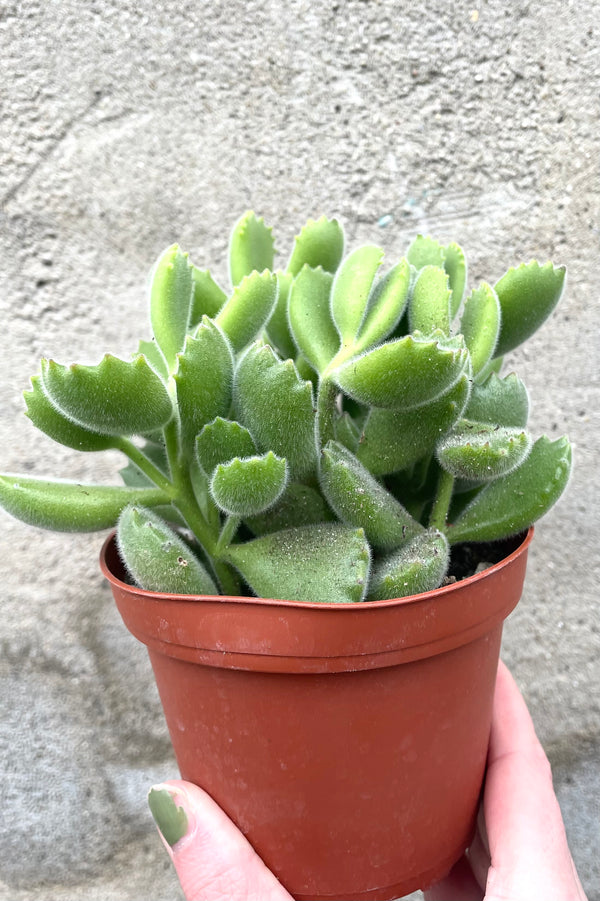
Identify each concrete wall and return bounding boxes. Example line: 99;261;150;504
0;2;598;899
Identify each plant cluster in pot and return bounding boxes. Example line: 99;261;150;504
0;212;571;901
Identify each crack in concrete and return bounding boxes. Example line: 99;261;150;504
0;92;103;210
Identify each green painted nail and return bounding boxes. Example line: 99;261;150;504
148;787;189;847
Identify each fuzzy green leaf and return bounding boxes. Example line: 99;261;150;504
189;267;227;328
265;271;296;360
494;261;566;357
137;339;168;380
331;245;384;344
437;419;532;481
333;411;361;454
0;475;169;532
196;418;257;476
119;441;169;488
460;282;501;375
443;242;467;318
332;332;469;410
357;372;471;475
150;244;193;373
40;354;173;437
409;265;452;335
367;529;449;600
288;266;339;374
245;483;333;535
234;342;317;480
448;436;572;543
465;373;529;428
406;235;445;270
117;505;217;594
320;441;423;550
174;318;233;451
354;258;411;353
224;523;370;603
216;270;279;353
210;452;288;517
229;211;275;286
24;376;118;452
286;216;345;277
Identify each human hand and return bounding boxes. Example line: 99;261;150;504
423;660;587;901
146;661;586;901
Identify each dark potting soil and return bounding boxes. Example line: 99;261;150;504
444;532;525;584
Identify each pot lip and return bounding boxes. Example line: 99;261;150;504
100;526;534;610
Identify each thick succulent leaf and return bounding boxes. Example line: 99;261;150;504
333;411;360;454
406;235;445;270
234;342;317;480
437;419;532;481
494;261;566;357
265;271;296;360
367;529;449;600
174;318;233;451
357;372;470;475
216;270;279;353
286;216;344;277
245;483;333;535
448;436;572;543
332;333;469;410
150;244;193;373
0;475;169;532
137;339;168;380
189;267;227;328
320;441;423;551
210;452;288;517
460;282;501;375
443;242;467;318
331;245;384;344
229;211;275;286
354;258;411;353
196;418;257;476
224;523;370;603
24;376;118;452
465;373;529;428
117;505;217;594
475;355;504;385
40;354;173;436
288;266;339;373
409;265;452;335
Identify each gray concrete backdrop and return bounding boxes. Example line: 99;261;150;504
0;1;598;899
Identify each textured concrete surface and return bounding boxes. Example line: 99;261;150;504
0;1;598;899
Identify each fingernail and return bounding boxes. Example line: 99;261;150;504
148;785;191;847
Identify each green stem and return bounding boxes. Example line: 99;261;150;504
316;377;338;450
215;515;241;555
429;466;455;532
116;438;174;496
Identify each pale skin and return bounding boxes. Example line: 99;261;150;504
150;662;587;901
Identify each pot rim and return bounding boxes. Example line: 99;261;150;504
100;527;534;610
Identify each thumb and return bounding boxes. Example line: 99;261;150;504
147;779;292;901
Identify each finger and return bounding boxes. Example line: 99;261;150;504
483;661;587;901
465;804;491;892
148;780;293;901
423;854;484;901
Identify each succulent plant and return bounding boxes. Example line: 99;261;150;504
0;213;571;603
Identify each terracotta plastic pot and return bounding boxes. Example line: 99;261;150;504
101;528;532;901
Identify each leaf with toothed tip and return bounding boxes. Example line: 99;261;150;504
150;244;194;373
288;266;339;374
331;245;384;344
368;529;449;600
40;354;173;436
224;523;371;604
229;211;275;286
409;265;452;335
210;452;288;517
286;215;345;277
465;373;529;428
196;418;257;477
493;261;566;357
189;267;227;328
117;505;217;594
460;282;501;375
436;419;532;482
216;270;279;353
448;436;572;543
24;376;119;451
353;258;411;354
